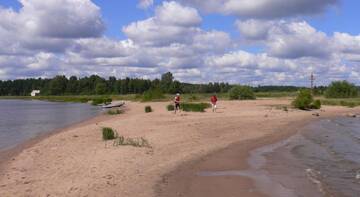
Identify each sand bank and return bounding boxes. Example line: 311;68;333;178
0;99;357;196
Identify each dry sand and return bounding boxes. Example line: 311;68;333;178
0;99;358;197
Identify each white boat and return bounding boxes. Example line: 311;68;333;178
102;101;125;108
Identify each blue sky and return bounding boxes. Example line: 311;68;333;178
0;0;360;85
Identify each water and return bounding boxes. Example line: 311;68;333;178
198;117;360;197
0;99;100;151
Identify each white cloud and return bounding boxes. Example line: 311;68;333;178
137;0;154;9
179;0;338;18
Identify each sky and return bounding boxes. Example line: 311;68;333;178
0;0;360;86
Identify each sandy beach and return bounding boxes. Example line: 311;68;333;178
0;99;358;197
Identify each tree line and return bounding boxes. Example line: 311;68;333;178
1;72;351;97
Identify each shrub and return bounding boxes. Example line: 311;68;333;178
292;89;313;110
311;99;322;109
181;103;211;112
167;104;175;111
145;106;153;113
325;81;358;98
292;89;321;110
102;127;116;140
229;86;256;100
142;88;165;102
106;109;123;115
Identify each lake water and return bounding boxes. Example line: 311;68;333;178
198;117;360;196
0;99;100;151
261;117;360;196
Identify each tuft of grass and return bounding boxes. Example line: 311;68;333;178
145;106;153;113
102;127;116;140
113;136;151;148
180;102;211;112
106;109;123;115
167;104;175;111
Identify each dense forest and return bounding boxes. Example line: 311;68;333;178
0;72;309;96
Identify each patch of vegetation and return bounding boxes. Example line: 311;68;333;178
142;88;165;102
180;102;211;112
102;127;116;140
255;92;297;98
92;97;112;105
292;89;321;110
167;104;175;111
145;106;153;113
325;81;358;98
106;109;123;115
229;86;256;100
321;98;360;108
113;136;151;148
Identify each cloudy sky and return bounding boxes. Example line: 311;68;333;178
0;0;359;86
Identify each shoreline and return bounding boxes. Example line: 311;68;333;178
0;109;112;174
156;117;312;197
0;100;358;196
156;112;358;197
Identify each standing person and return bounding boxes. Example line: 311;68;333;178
174;93;181;114
210;94;218;112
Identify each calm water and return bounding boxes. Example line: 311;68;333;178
263;117;360;197
198;117;360;196
0;100;100;151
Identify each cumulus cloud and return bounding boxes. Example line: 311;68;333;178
179;0;338;18
137;0;154;9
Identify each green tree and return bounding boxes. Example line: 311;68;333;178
292;89;314;110
160;72;174;93
49;75;68;95
95;82;108;95
325;81;358;98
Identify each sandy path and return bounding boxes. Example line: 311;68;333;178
0;100;357;197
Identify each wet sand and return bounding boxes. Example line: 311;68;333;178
0;100;358;197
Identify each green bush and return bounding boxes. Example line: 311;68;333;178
325;81;358;98
292;89;321;110
167;104;175;111
142;88;165;102
102;127;116;140
145;106;152;113
181;103;211;112
311;99;322;109
229;86;256;100
106;109;123;115
292;89;313;110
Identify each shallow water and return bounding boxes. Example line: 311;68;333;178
198;117;360;197
0;99;100;151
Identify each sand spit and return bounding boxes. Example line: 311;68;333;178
0;99;358;197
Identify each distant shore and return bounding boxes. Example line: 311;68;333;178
0;100;358;196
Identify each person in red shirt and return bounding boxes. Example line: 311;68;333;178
174;93;181;114
210;94;218;112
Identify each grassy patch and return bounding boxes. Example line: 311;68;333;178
102;127;116;140
113;136;151;148
106;109;123;115
92;97;112;105
255;91;297;98
181;102;211;112
320;98;360;108
145;106;153;113
142;88;165;102
167;104;175;111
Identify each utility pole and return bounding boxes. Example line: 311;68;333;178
310;72;315;94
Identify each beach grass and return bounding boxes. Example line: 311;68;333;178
113;136;151;148
167;104;175;111
181;102;211;112
106;109;123;115
145;106;153;113
102;127;116;140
